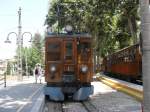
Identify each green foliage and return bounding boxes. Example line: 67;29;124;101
45;0;140;57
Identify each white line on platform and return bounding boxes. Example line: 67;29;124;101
30;94;45;112
16;86;43;112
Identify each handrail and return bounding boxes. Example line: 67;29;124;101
0;73;6;87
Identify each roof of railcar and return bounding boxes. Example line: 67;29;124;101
113;43;139;53
45;33;92;38
106;43;140;58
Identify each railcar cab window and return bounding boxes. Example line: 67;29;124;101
65;42;73;60
47;43;61;61
78;42;90;54
78;42;90;61
77;42;91;62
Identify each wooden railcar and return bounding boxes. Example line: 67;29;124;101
44;33;94;101
102;44;142;81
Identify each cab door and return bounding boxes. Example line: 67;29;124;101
63;38;77;83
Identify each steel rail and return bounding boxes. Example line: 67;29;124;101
81;101;99;112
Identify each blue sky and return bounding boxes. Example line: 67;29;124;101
0;0;49;59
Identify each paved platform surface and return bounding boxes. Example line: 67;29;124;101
0;76;45;112
91;81;142;112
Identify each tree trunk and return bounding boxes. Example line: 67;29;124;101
128;15;138;44
128;16;137;43
93;49;96;74
140;0;150;112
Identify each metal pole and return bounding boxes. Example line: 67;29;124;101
4;60;7;88
140;0;150;112
93;49;96;73
18;7;23;81
4;70;6;88
57;4;60;34
25;49;29;78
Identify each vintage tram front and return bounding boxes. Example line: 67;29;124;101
44;33;94;101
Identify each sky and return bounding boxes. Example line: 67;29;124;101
0;0;49;60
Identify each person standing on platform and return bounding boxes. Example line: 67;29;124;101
39;69;44;84
34;64;41;83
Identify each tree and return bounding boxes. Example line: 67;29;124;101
45;0;140;70
116;0;140;45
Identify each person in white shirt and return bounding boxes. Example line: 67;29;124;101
34;64;41;83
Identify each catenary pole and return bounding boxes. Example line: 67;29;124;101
18;7;23;80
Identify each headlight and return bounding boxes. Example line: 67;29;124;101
50;66;56;73
81;65;88;73
65;25;73;32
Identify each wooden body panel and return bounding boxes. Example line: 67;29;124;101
45;38;63;82
77;38;93;82
45;36;93;84
45;62;62;82
110;63;140;77
77;63;93;82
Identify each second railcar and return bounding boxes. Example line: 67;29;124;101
102;44;142;81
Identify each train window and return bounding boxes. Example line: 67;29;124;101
48;43;60;52
78;42;90;61
65;42;73;60
47;43;61;61
78;42;90;54
129;49;136;62
125;50;129;57
129;54;135;62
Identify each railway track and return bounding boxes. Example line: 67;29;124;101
81;101;99;112
44;100;100;112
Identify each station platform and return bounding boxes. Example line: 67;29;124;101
0;76;45;112
91;81;142;112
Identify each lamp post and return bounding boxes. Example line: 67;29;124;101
25;50;28;78
4;7;32;81
4;32;32;81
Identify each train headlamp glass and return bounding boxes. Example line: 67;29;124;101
65;25;73;32
50;65;56;73
47;26;52;34
81;65;88;73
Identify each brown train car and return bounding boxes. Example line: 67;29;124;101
102;44;142;81
44;33;94;101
